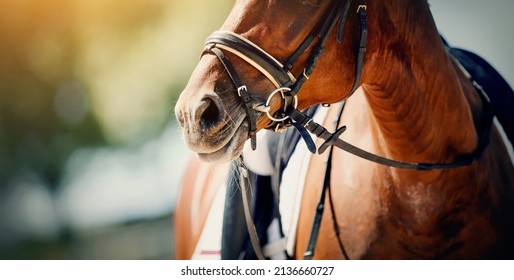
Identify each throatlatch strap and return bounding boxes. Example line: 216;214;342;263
347;2;368;96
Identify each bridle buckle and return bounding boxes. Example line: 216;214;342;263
237;85;248;97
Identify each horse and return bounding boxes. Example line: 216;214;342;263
174;157;230;259
174;0;514;259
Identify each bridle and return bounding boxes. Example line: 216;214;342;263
200;0;494;259
202;0;494;169
203;0;367;151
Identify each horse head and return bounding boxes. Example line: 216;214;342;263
175;0;363;162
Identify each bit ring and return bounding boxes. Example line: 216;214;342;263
265;87;298;122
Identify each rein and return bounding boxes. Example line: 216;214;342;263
200;0;495;259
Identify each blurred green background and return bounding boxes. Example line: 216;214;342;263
0;0;232;259
0;0;512;259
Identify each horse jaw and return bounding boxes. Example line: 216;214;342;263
195;122;248;162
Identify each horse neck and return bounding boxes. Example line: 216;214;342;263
355;1;479;173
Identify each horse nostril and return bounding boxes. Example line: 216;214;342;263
197;97;222;129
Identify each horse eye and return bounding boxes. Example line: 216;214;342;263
214;80;232;94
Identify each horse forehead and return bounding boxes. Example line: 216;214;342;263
275;0;331;6
227;0;330;52
233;0;327;18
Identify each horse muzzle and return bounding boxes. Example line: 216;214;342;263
175;85;249;162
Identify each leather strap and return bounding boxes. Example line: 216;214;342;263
326;162;351;259
347;3;368;97
303;101;346;260
303;171;328;260
237;159;266;260
205;31;296;88
202;0;495;261
203;0;357;132
286;78;494;170
207;47;258;150
287;0;367;119
287;0;352;99
304;142;350;260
